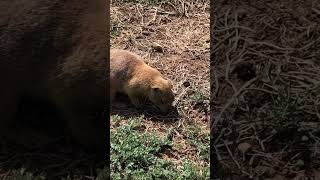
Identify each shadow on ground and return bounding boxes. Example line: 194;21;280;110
111;93;181;124
0;97;105;180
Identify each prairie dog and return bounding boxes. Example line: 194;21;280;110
110;49;174;113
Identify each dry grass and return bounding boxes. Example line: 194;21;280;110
212;1;320;179
111;0;210;173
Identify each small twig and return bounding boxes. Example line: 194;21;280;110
213;77;259;127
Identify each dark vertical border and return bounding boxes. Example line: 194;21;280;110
105;0;111;177
210;0;213;178
210;0;218;179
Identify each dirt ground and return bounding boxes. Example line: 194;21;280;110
111;0;210;174
212;1;320;179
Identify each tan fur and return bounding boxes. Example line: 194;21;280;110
110;49;174;113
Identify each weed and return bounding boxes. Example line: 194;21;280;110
271;88;298;125
111;115;209;179
185;125;210;161
111;26;120;37
191;89;206;105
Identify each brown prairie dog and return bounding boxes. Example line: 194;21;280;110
110;49;174;113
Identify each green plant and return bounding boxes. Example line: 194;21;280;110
111;115;171;178
185;126;210;161
271;88;298;125
110;115;209;179
191;89;206;105
110;22;120;37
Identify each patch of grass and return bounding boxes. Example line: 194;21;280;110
184;125;210;161
111;115;209;179
271;88;298;125
191;89;207;105
110;24;120;38
7;168;45;180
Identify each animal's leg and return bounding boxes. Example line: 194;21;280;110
126;91;144;109
0;83;19;138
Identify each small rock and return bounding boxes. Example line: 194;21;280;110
237;8;248;20
142;31;151;36
271;129;277;134
184;107;189;110
152;43;163;52
301;135;309;141
265;167;276;178
237;142;252;154
203;100;210;104
296;159;304;166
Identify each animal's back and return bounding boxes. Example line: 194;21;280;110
110;49;146;91
110;49;145;74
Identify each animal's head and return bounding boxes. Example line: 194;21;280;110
148;77;175;114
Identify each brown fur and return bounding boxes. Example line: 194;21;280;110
0;0;108;152
110;49;174;113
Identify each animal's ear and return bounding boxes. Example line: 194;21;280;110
152;87;160;92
